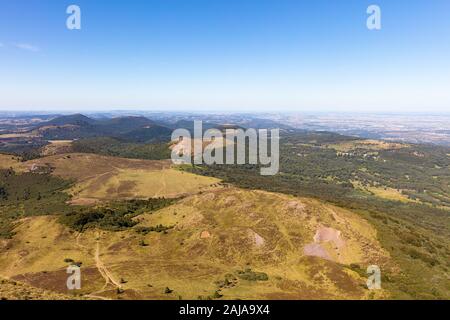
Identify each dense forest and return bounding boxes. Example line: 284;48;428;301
71;137;171;160
0;169;73;238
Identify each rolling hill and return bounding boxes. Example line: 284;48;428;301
33;115;173;142
0;115;449;300
0;187;390;300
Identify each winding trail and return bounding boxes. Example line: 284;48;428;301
75;231;122;300
94;233;122;289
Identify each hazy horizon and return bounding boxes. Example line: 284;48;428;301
1;109;450;118
1;0;450;113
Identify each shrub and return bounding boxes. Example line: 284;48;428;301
236;268;268;281
164;287;173;294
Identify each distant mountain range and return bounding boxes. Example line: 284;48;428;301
30;113;290;143
33;114;173;142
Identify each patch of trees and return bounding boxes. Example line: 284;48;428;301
59;198;178;232
236;268;268;281
0;169;73;238
0;140;46;160
71;137;171;160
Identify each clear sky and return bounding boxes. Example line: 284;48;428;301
0;0;449;113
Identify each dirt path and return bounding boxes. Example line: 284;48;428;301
94;232;122;290
75;232;87;250
75;231;122;299
84;294;111;300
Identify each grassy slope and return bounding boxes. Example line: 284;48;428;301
13;153;220;203
0;168;73;238
1;132;448;300
0;277;83;300
69;168;221;202
0;154;21;169
0;188;390;300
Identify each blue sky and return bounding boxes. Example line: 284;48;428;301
0;0;449;113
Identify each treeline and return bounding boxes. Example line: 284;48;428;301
71;137;171;160
279;133;450;207
0;139;46;161
59;198;178;232
0;169;72;238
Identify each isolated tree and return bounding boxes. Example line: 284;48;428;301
164;287;173;294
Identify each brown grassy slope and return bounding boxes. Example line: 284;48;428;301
40;140;73;156
0;154;21;169
19;153;172;181
15;153;220;203
0;277;82;300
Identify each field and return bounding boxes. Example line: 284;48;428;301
326;140;407;152
40;140;73;156
0;154;21;169
14;153;221;204
19;153;173;181
69;168;221;203
351;181;416;203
